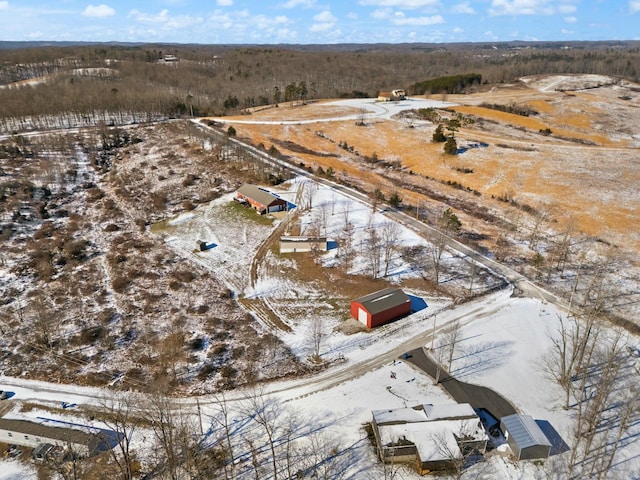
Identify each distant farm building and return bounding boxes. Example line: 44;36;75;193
371;403;488;474
279;236;328;253
235;184;287;214
0;418;113;457
500;414;552;461
378;89;406;101
351;287;411;328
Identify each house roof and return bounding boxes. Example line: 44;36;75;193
372;402;477;425
237;184;285;207
0;418;97;446
376;418;487;463
353;287;410;315
501;414;551;449
372;407;428;426
423;403;477;421
279;236;327;243
373;403;488;463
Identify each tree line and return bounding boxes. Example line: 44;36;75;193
1;42;639;132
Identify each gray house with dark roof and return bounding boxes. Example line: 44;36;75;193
350;287;411;328
500;414;552;461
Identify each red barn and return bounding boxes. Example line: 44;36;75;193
236;184;287;214
351;287;411;329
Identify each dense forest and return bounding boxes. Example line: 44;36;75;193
0;41;639;131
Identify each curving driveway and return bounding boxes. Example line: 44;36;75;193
404;347;517;419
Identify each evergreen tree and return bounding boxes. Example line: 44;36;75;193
444;136;458;155
432;124;447;142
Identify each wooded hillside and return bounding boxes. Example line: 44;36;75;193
0;41;639;131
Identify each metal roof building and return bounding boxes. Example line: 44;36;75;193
350;287;411;329
236;184;287;214
500;414;552;461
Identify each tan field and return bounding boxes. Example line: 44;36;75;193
218;75;640;255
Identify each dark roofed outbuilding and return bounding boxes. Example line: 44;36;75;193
236;184;287;214
351;287;411;328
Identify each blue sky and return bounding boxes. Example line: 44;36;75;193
0;1;638;44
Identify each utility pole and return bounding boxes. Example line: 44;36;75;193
430;314;437;351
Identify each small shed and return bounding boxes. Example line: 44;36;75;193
500;414;552;461
279;236;328;253
351;287;411;329
235;184;287;214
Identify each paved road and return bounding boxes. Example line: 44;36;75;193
404;347;517;420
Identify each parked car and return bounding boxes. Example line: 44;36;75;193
3;444;22;458
31;443;56;462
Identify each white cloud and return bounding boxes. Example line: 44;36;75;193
561;28;574;34
558;4;576;13
347;12;358;19
489;0;555;16
128;8;202;29
83;4;116;17
453;26;463;33
452;2;475;14
310;10;337;32
392;14;444;25
564;16;576;23
0;2;8;10
129;9;170;23
217;0;233;5
371;8;392;19
359;0;440;9
631;0;640;13
313;10;337;22
282;0;316;8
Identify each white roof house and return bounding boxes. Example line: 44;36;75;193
371;403;488;474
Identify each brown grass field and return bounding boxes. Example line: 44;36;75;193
219;75;640;255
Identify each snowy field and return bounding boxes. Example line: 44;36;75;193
2;176;639;478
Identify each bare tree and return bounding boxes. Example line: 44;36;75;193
443;321;462;372
340;200;351;230
99;391;141;480
429;231;447;285
307;317;327;362
210;392;237;480
364;227;382;279
381;221;400;277
242;388;284;480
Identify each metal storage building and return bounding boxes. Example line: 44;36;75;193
500;414;552;461
350;287;411;329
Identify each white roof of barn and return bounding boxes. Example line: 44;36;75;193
501;414;551;449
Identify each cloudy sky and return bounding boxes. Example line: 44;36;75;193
0;1;638;44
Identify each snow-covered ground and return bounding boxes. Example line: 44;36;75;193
2;174;639;478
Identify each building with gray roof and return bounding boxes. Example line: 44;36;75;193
500;414;552;461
